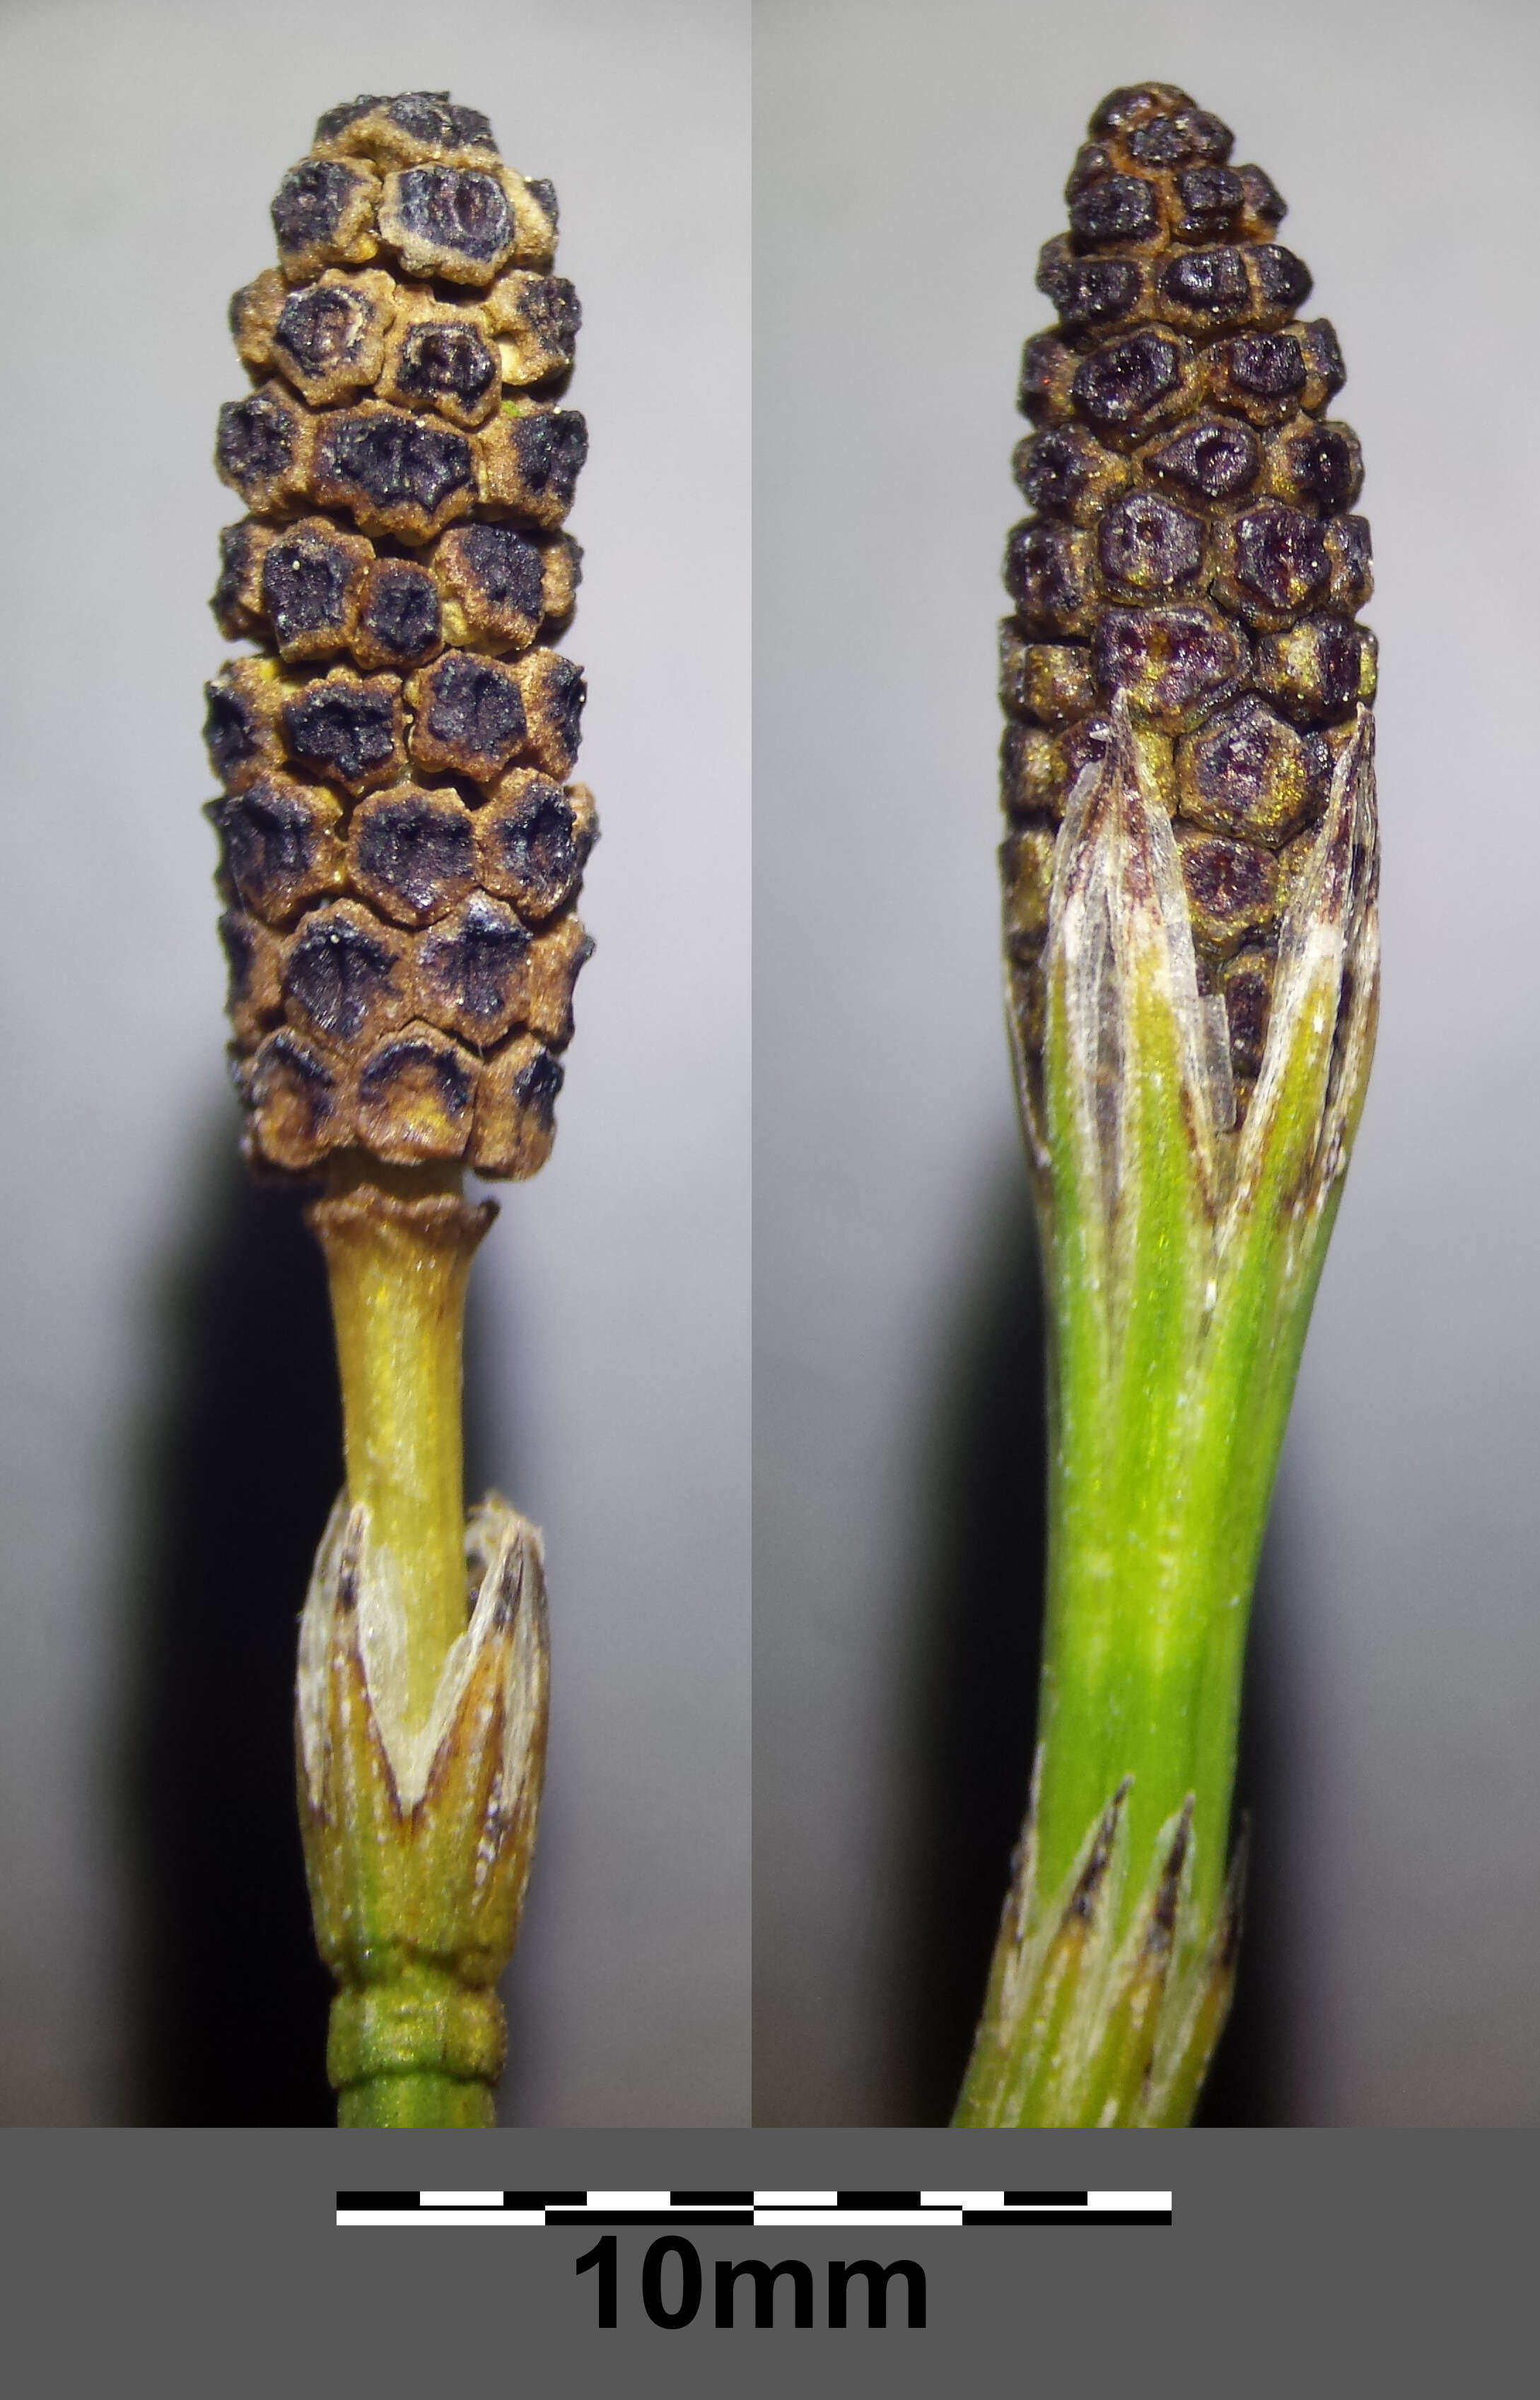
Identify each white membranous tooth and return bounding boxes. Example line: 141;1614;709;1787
298;1491;548;1819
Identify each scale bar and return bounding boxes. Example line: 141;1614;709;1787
337;2187;1170;2230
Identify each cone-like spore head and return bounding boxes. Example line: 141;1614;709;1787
208;96;593;1178
1001;83;1373;1122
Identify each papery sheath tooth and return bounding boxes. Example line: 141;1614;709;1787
1229;706;1378;1235
1034;696;1230;1213
295;1493;551;2107
298;1493;548;1816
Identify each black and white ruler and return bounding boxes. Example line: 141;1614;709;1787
337;2188;1171;2229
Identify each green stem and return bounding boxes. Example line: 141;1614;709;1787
955;704;1377;2126
1030;954;1220;1930
341;2078;495;2130
301;1165;513;2131
310;1163;486;1735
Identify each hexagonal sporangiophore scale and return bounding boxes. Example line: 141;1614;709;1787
207;91;594;1177
1000;81;1374;1113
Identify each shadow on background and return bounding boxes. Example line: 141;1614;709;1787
122;1127;501;2127
896;1167;1297;2127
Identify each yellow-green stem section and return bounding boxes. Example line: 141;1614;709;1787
308;1163;493;1735
304;1163;499;2128
339;2075;494;2129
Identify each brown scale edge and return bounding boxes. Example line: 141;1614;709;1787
999;81;1374;1119
206;91;595;1182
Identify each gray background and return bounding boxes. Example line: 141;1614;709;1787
755;0;1540;2125
0;0;749;2124
0;2128;1529;2393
